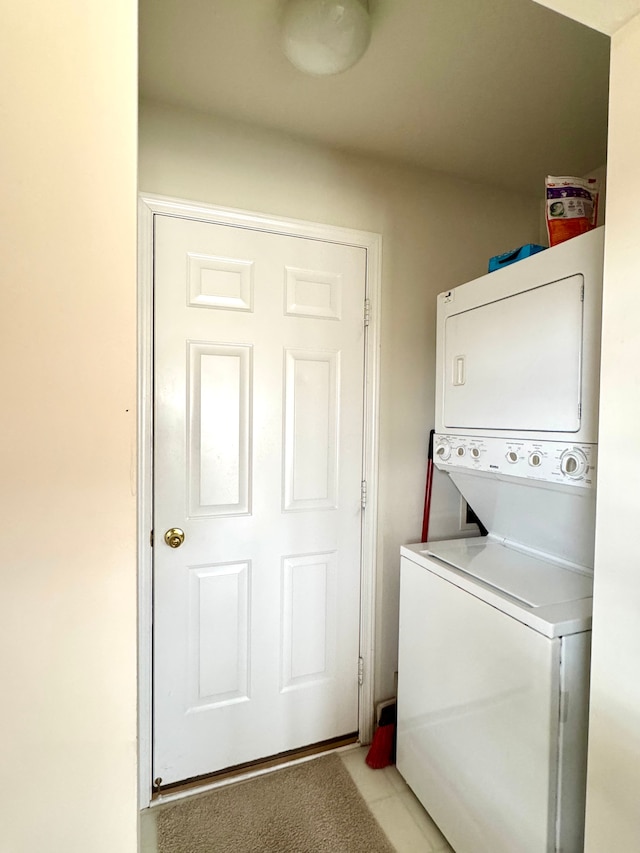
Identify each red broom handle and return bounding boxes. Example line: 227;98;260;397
421;429;436;542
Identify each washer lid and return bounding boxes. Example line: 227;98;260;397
424;538;592;608
446;468;597;572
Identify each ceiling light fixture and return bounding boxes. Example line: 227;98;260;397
281;0;371;77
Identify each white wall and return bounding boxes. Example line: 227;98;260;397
585;12;640;851
1;3;138;851
139;100;541;703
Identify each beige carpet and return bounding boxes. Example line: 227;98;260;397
156;753;395;853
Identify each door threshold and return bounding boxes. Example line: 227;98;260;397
151;733;359;802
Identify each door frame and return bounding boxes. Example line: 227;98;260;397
138;193;382;806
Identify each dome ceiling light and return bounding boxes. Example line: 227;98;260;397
281;0;372;77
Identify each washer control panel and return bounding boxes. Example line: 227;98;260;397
433;434;596;488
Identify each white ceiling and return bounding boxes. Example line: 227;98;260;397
531;0;640;35
139;0;611;195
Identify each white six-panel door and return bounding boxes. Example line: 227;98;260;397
153;213;367;785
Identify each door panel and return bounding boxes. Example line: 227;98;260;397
281;551;338;690
153;214;366;785
188;561;250;709
189;342;251;516
283;348;339;510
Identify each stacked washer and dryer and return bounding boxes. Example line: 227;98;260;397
396;228;604;853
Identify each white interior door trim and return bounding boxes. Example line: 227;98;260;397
137;193;382;807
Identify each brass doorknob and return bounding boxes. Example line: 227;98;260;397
164;528;185;548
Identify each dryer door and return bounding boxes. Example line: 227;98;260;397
443;274;584;433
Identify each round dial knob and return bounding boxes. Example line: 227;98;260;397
470;447;481;459
560;449;588;479
529;452;542;467
455;446;466;457
435;441;451;461
506;450;518;464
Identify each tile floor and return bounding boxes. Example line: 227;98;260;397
339;747;455;853
140;746;455;853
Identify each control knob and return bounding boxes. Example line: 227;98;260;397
560;448;588;479
434;440;451;461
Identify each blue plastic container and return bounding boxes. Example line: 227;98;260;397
488;244;546;272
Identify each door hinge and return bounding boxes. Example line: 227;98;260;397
361;480;367;509
358;656;364;687
150;529;154;547
578;402;582;420
580;284;585;302
364;298;371;327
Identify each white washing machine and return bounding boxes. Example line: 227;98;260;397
398;523;592;853
397;228;604;853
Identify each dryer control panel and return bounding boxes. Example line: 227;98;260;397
433;434;596;488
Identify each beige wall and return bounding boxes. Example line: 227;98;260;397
139;100;541;702
585;12;640;851
1;2;138;851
